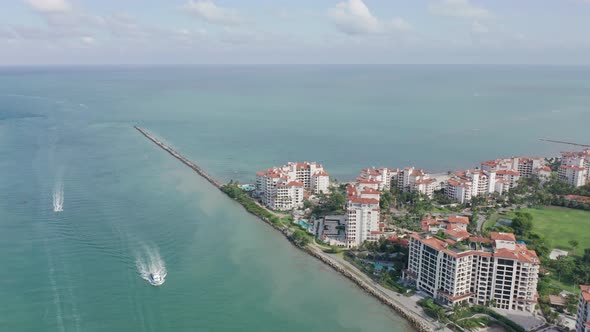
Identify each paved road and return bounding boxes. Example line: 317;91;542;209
309;244;451;331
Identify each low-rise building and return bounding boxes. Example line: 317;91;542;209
575;285;590;332
406;231;539;312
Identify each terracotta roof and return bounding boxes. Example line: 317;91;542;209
582;285;590;302
494;244;539;264
536;166;552;172
361;168;381;176
561;165;585;171
414;178;436;185
490;232;516;242
444;227;471;240
448;179;470;187
370;230;382;235
314;171;329;177
285;181;304;187
361;188;380;195
421;218;438;231
348;197;379;205
448;215;470;225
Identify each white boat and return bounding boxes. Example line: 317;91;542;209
148;272;165;286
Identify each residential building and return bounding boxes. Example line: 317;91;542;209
480;157;546;178
406;231;539;312
421;215;470;233
398;167;437;198
533;166;552;183
559;164;588;187
358;167;399;190
496;170;521;189
344;184;380;248
445;169;497;203
255;161;329;211
575;285;590;332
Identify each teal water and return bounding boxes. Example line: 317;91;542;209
1;65;589;331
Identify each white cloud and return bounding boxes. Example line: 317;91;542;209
329;0;410;35
429;0;492;20
26;0;71;13
183;0;243;26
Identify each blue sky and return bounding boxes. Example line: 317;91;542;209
1;0;589;65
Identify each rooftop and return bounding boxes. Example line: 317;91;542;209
490;232;516;242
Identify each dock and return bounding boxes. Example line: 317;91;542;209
134;126;222;188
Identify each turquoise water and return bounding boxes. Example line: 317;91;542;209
298;220;309;228
1;65;589;331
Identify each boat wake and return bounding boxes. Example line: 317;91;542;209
136;246;167;286
53;182;64;213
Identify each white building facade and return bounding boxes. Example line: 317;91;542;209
344;184;381;248
397;167;437;198
406;231;540;312
576;285;590;332
255;161;329;211
358;167;399;190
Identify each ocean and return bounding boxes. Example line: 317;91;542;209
0;65;589;331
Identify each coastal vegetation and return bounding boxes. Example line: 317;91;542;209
221;183;315;247
415;300;526;332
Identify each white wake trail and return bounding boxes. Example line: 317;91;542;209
53;182;64;212
136;246;167;285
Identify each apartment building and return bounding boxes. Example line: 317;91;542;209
559;150;590;187
445;170;497;204
255;161;329;210
406;231;539;312
358;167;399;190
480;157;546;178
398;167;437;198
344;184;380;248
575;285;590;332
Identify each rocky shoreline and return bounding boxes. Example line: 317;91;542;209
135;126;434;332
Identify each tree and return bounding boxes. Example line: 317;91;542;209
569;240;579;255
511;212;533;236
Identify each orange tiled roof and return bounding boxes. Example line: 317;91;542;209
448;215;470;225
490;232;516;242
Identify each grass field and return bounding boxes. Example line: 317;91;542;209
485;206;590;251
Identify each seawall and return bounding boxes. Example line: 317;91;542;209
134;126;433;332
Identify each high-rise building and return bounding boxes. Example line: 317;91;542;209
255;161;329;210
575;285;590;332
406;231;539;312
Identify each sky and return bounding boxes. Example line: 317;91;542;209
1;0;590;65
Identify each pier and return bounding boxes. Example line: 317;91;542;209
134;126;222;188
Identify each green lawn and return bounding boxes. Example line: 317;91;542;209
486;207;590;250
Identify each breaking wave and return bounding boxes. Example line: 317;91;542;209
135;246;167;285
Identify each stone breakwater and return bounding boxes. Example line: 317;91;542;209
134;126;222;188
135;126;433;332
